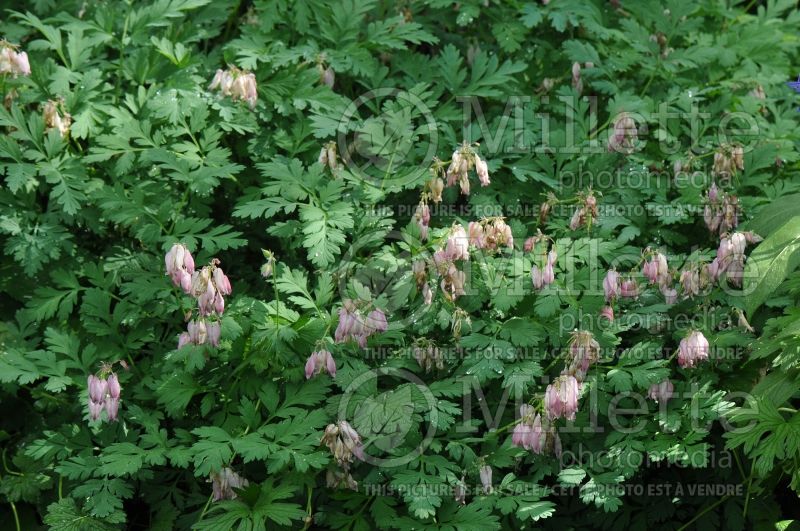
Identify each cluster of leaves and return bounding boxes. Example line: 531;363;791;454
1;0;800;529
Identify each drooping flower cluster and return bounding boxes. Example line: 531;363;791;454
569;192;599;230
428;176;445;203
432;225;470;301
648;379;674;404
712;144;744;180
607;112;638;153
305;349;336;379
564;330;601;381
412;260;434;305
260;249;275;279
704;182;739;235
166;244;231;350
531;249;557;290
318;141;338;171
412;340;444;372
326;469;358;491
0;42;30;77
467;217;514;252
87;371;121;423
444;143;490;195
43;99;72;138
709;231;761;287
165;243;195;293
677;330;710;368
209;66;257;108
178;319;222;348
334;300;388;347
193;261;232;317
604;268;641;302
679;267;701;299
414;202;431;240
322;421;364;490
511;405;562;456
544;374;581;421
210;467;249;501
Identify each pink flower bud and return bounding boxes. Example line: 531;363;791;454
214;293;225;315
531;265;543;289
680;269;699;298
569;207;585;230
334;307;353;343
599;306;614;322
542;262;555;285
678;330;710;368
214;268;232;295
730;232;747;257
620;278;639;299
88;375;107;404
661;285;678;304
430;178;444;203
479;465;492;493
178;332;191;349
468;221;485;248
545;375;580;420
324;350;336;376
422;283;433;305
14;51;30;76
188;320;208;345
209;69;225;90
104;397;120;421
529;414;546;454
182;252;194;276
648;379;673;404
306;350;336;379
742;231;762;244
524;237;535;253
106;373;121;400
304;353;317;379
475;156;490;186
366;309;388;333
445;225;470;261
655;253;669;283
179;270;192;293
717;236;733;263
211;468;249;501
322;67;335;88
207;321;221;347
603;270;620;302
642;260;657;283
511;423;526;447
708;182;719;203
88;399;103;421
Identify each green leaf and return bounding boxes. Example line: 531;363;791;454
743;215;800;315
44;499;115;531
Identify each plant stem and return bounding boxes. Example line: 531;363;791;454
10;501;19;531
676;494;730;531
